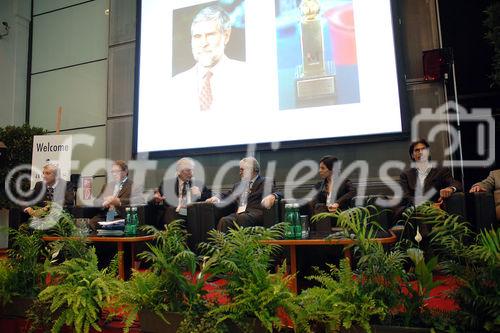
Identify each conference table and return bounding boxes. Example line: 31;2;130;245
260;230;397;293
42;234;155;280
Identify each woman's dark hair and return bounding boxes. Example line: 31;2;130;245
319;155;338;171
408;139;430;161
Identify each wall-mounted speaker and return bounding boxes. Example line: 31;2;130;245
423;47;453;81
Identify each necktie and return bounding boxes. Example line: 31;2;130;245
181;181;187;197
46;186;54;202
199;71;213;111
240;181;253;206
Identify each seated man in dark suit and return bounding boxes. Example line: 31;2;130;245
470;169;500;221
90;160;143;228
151;157;211;226
24;163;74;216
400;139;462;207
206;157;281;232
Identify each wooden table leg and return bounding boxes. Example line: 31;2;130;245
290;245;297;294
130;243;137;270
343;246;352;267
117;242;125;280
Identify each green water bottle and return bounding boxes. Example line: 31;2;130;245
125;207;131;224
293;203;302;239
124;207;132;235
284;204;294;239
130;207;138;235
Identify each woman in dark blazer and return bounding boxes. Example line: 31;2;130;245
310;155;355;214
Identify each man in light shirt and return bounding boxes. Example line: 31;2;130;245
400;139;462;206
171;5;249;113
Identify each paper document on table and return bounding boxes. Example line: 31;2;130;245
97;219;125;226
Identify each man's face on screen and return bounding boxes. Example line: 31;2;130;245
191;19;229;68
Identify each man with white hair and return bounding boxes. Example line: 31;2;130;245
152;157;211;225
171;5;249;112
23;163;74;216
206;157;281;232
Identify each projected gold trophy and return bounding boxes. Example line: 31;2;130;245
296;0;336;106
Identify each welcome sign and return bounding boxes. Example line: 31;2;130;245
31;135;73;188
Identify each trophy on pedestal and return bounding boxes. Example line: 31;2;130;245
296;0;336;107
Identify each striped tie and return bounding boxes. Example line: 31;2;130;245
199;71;213;111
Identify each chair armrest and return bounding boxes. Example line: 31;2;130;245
466;192;496;231
443;192;466;218
263;197;281;228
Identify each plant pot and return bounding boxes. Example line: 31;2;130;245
0;296;34;318
342;325;431;333
371;325;431;333
226;318;268;333
0;208;9;248
139;310;183;333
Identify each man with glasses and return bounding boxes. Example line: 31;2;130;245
206;157;281;232
400;139;462;206
90;160;143;229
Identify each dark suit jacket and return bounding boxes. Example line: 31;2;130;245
28;179;74;208
220;175;281;213
92;178;144;219
309;178;355;211
157;177;212;207
400;166;463;205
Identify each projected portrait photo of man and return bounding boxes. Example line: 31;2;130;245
171;2;249;113
275;0;361;110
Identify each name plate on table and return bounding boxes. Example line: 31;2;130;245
96;230;124;236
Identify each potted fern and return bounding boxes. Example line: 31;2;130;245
428;211;500;332
116;222;294;333
197;224;294;333
0;224;45;318
288;258;386;333
116;220;208;333
303;205;449;332
36;248;120;333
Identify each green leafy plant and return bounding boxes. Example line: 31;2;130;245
116;220;206;332
0;124;47;209
0;225;45;305
38;206;91;263
199;223;293;332
289;259;386;333
312;205;385;257
37;248;120;333
310;204;449;329
431;223;500;332
403;248;442;326
355;242;408;321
